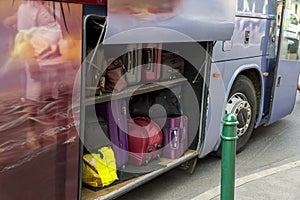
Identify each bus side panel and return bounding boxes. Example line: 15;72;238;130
212;16;268;62
201;58;263;157
0;1;82;199
200;13;268;156
201;63;226;157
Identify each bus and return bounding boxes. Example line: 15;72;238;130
0;0;299;199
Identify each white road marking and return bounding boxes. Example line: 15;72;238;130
191;160;300;200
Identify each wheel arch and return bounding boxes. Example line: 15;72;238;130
211;64;265;154
202;63;266;157
225;65;264;128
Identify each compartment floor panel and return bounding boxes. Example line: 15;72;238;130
81;149;197;199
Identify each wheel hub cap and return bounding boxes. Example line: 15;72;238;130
226;93;252;137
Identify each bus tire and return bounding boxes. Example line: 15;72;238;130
215;75;257;156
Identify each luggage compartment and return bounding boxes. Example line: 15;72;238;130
82;14;211;200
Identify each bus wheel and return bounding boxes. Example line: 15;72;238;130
216;75;257;156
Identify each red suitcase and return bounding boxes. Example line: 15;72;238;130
154;115;188;159
142;43;162;83
127;117;163;165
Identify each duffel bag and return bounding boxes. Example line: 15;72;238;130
82;146;118;188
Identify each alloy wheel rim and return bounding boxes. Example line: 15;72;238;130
226;92;252;137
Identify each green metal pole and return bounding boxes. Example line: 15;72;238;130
220;113;238;200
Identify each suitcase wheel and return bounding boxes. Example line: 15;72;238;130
156;153;161;159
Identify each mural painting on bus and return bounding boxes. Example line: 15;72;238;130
109;0;183;19
0;1;82;199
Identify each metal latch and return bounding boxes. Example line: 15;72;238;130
244;30;250;44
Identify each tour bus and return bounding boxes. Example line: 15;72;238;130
0;0;299;199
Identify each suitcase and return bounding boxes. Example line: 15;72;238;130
102;57;128;92
149;86;183;118
127;117;163;165
154;115;188;159
129;86;183;118
160;52;185;81
142;43;162;83
124;44;142;85
85;107;110;152
96;99;128;168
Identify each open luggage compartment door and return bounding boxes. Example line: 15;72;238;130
104;0;235;44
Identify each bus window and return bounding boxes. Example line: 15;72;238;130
278;0;300;60
237;0;268;14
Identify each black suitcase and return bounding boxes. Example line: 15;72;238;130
85;107;110;151
160;51;185;81
129;86;183;118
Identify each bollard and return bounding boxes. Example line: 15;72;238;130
220;113;238;200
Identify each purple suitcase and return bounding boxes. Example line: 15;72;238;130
96;99;128;168
155;115;188;159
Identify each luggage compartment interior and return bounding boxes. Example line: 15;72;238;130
81;15;211;200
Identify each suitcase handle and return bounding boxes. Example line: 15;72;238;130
152;48;156;72
170;128;179;149
127;52;132;72
134;49;138;69
146;49;152;71
132;117;151;126
121;104;126;115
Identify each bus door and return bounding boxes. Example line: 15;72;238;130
267;0;300;125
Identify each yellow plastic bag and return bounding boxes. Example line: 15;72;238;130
82;147;118;187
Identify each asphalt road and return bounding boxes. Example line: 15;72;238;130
119;93;300;200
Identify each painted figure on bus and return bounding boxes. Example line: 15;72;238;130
0;0;80;151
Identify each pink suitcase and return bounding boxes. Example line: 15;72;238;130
127;117;163;165
96;99;129;168
142;43;162;82
124;44;143;85
155;115;188;159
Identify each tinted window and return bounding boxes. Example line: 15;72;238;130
237;0;268;14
